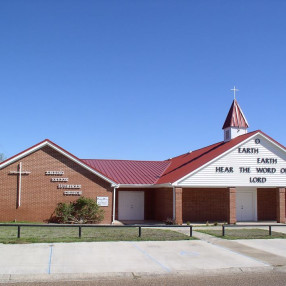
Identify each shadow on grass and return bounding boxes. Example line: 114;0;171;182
0;227;196;244
196;228;286;240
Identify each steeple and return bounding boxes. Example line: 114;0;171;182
222;99;249;142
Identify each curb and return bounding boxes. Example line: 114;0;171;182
0;266;276;283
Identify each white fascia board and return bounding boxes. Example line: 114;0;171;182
173;131;284;185
0;141;117;186
45;142;117;185
258;132;286;153
118;183;172;189
239;107;249;127
173;184;229;188
0;142;47;169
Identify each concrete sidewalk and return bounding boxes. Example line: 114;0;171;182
0;239;274;283
166;226;286;266
1;227;286;283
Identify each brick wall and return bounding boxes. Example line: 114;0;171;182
257;188;276;220
153;188;173;221
182;188;229;222
276;188;286;223
0;146;113;223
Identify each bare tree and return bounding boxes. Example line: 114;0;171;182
0;153;5;162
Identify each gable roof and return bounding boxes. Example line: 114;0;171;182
83;130;264;185
1;130;285;187
222;99;249;129
156;130;262;184
0;139;117;185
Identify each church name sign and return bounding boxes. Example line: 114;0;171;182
215;144;286;183
63;191;82;196
45;171;64;175
45;170;83;195
51;177;68;182
58;184;81;189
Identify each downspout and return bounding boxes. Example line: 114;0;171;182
112;185;119;224
172;185;176;221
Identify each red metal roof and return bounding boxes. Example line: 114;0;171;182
222;99;249;129
82;159;170;185
83;131;262;185
2;130;285;186
156;130;260;184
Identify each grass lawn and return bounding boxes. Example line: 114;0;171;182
0;226;194;244
196;228;286;239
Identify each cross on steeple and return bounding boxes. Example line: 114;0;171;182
9;162;31;208
231;86;239;100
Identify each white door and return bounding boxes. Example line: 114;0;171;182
236;190;257;221
118;191;144;220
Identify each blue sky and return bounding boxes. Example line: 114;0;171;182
1;0;286;160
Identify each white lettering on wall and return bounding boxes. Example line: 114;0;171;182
45;171;64;175
179;136;286;187
51;178;69;182
63;191;82;196
58;184;81;189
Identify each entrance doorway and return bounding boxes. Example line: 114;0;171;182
236;188;257;221
118;191;144;220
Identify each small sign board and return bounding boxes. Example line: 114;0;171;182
63;191;82;196
97;196;109;207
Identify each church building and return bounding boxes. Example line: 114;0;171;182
0;98;285;224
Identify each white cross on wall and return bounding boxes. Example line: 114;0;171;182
9;162;31;208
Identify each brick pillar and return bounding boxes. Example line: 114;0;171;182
174;188;183;225
276;188;286;223
227;187;236;224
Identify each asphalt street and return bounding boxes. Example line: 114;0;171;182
2;272;286;286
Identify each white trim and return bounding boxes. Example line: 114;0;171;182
45;142;116;185
117;183;172;188
172;186;175;220
174;132;286;185
112;186;118;224
238;105;249;127
0;141;117;185
18;162;22;207
0;142;47;169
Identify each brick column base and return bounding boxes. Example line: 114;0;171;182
175;188;183;225
227;187;236;224
276;188;286;223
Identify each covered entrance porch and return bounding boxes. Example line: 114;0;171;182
179;187;286;224
113;187;286;225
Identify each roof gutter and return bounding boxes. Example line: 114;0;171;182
117;183;172;189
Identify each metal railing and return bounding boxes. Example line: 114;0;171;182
222;224;286;236
0;224;193;239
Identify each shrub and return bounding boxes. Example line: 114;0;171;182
165;217;177;225
53;197;104;224
55;202;74;223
